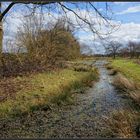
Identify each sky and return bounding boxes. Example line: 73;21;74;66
2;2;140;54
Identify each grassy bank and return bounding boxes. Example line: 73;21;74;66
107;59;140;138
111;59;140;86
109;59;140;105
0;66;98;118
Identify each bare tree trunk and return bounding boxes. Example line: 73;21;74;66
0;3;5;77
0;3;2;55
0;3;3;73
113;53;115;59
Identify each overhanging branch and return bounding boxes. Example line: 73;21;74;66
0;1;56;21
0;2;15;21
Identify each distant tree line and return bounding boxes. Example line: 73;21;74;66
105;41;140;59
119;41;140;59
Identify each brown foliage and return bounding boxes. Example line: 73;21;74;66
0;16;81;77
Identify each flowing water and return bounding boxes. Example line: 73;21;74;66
0;60;133;138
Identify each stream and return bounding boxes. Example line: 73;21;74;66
0;60;135;138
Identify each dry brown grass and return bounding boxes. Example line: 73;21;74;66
113;74;136;91
133;59;140;65
62;60;94;72
73;65;92;72
104;110;139;138
108;69;117;76
0;76;31;102
105;63;118;76
106;65;113;70
113;73;140;106
129;91;140;105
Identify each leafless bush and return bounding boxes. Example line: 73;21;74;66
0;15;81;76
105;41;122;59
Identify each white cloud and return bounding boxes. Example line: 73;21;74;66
3;4;140;54
114;2;130;5
3;5;114;44
117;5;140;15
109;22;140;42
79;21;140;54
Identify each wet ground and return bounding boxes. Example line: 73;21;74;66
0;60;136;138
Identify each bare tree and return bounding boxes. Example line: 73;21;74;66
16;15;81;67
128;41;136;59
0;3;3;74
0;2;116;50
0;1;118;76
136;42;140;59
128;41;140;59
119;47;129;58
105;41;122;59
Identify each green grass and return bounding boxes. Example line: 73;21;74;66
0;68;98;118
111;59;140;85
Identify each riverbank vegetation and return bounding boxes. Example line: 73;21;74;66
0;65;98;119
111;59;140;85
0;15;99;119
105;40;140;106
106;58;140;138
110;59;140;105
1;2;140;138
0;16;81;77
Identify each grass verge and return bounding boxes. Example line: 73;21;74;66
108;58;140;138
110;59;140;105
111;59;140;86
0;67;98;119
